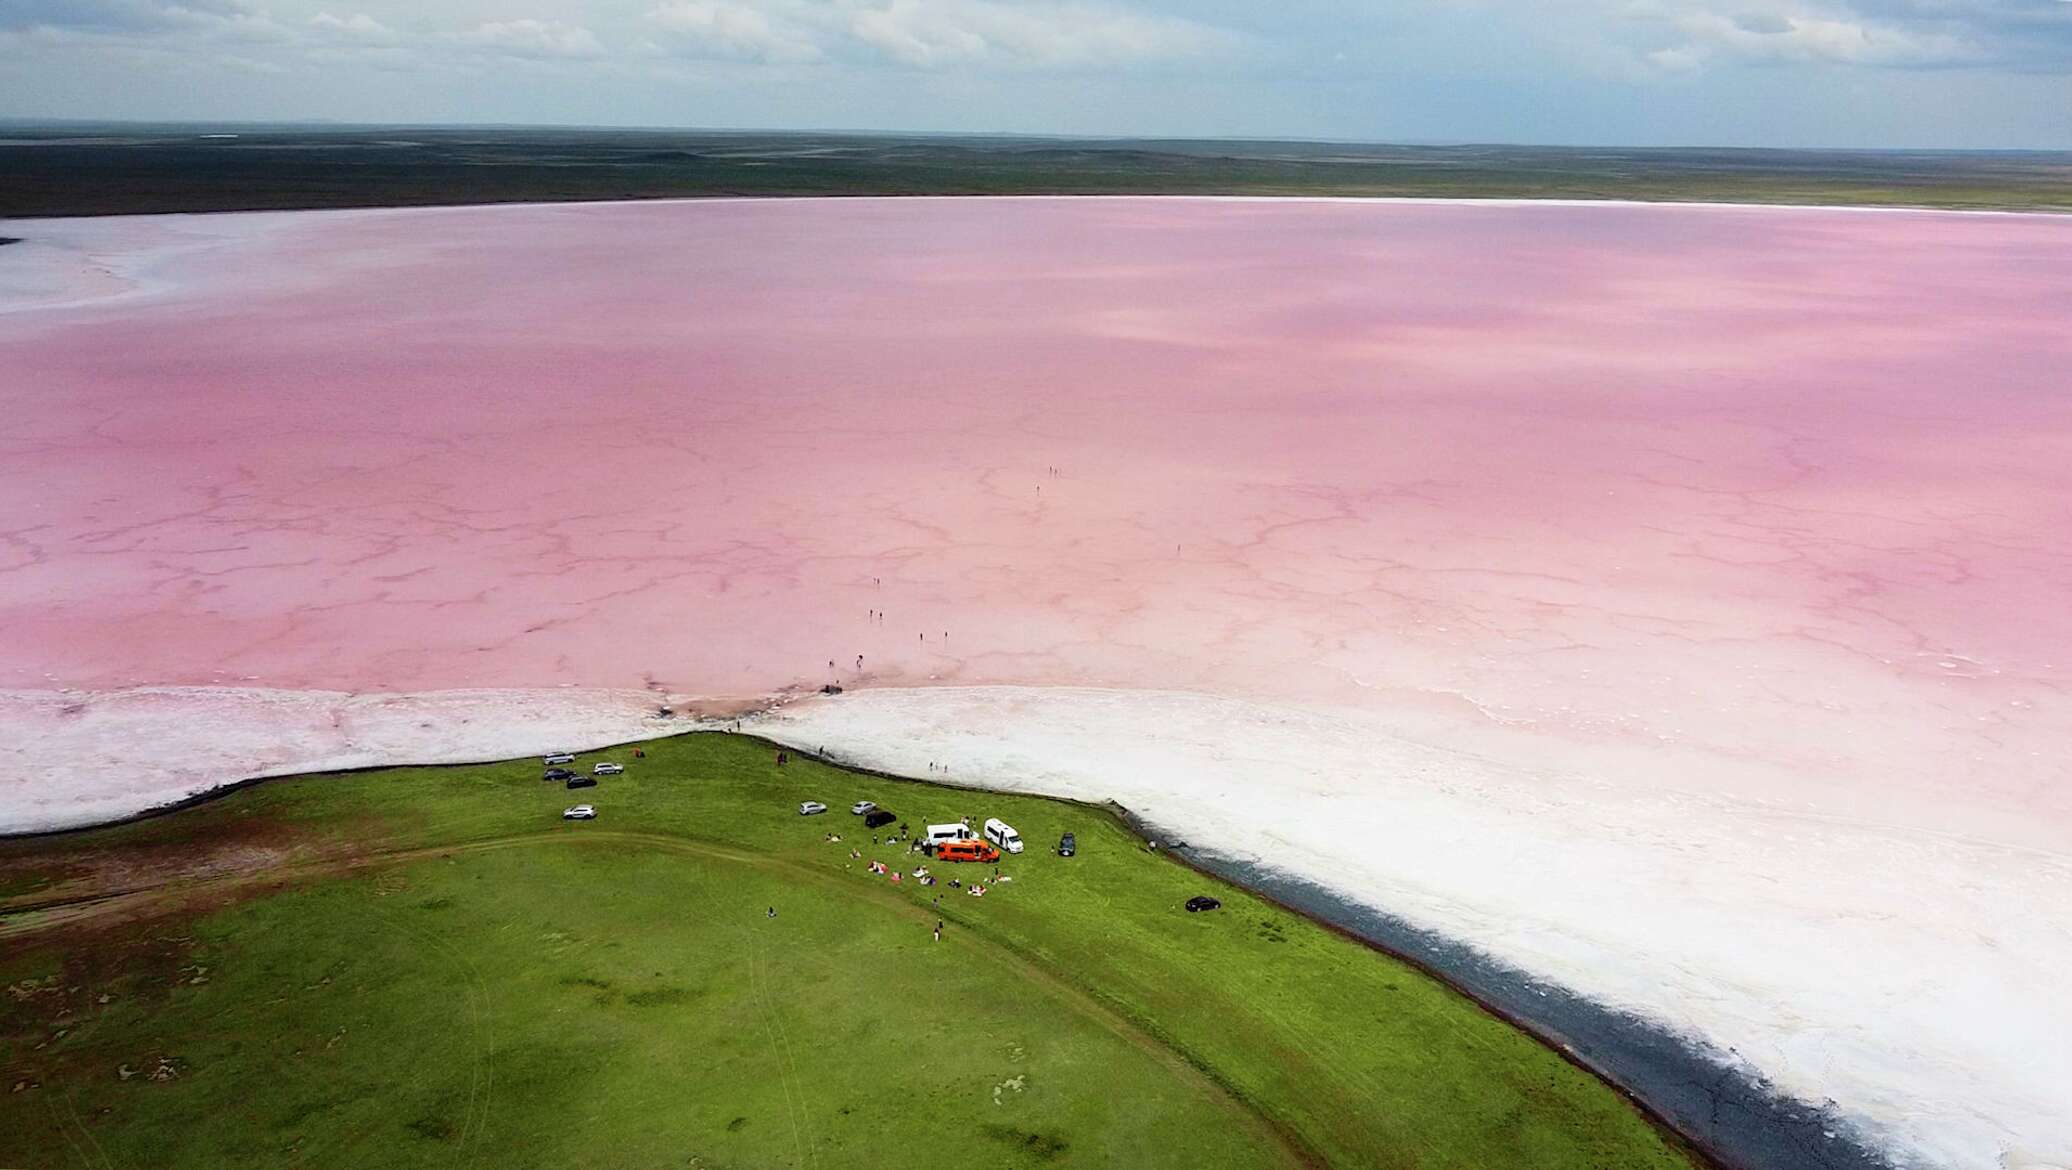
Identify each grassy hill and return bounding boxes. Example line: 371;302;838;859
0;731;1705;1169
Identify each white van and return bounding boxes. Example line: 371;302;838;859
983;818;1024;854
924;823;975;847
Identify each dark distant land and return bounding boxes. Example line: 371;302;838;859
4;122;2071;217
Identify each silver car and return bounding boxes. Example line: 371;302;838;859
799;801;828;816
563;804;597;820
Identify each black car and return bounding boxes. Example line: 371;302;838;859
1184;895;1221;913
543;768;576;782
566;775;597;790
1058;832;1076;857
863;809;896;829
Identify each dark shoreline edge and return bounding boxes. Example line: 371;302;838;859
721;736;1896;1170
9;725;1898;1170
1147;841;1896;1170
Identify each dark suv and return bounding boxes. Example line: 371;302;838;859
543;768;576;782
863;809;896;829
566;775;598;790
1058;833;1076;857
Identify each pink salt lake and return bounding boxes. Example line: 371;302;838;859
3;197;2070;1168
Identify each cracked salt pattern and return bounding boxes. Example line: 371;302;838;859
2;197;2069;1169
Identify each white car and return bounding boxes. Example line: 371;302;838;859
850;800;877;815
543;753;575;766
799;801;828;816
593;762;624;775
563;804;597;820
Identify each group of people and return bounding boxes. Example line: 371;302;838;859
827;825;1018;932
859;858;942;887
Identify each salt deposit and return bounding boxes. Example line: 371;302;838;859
755;685;2072;1170
0;686;691;833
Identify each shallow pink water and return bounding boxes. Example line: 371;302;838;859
7;197;2072;1164
7;198;2072;831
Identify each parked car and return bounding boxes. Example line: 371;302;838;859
563;805;596;820
593;762;624;775
864;809;896;829
1185;895;1221;913
923;822;974;848
983;817;1025;854
935;838;1002;864
566;775;597;790
543;768;576;782
799;801;828;816
1058;832;1076;857
543;753;575;766
850;800;877;815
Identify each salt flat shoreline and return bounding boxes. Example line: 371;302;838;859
754;686;2072;1170
0;192;2062;319
1171;848;1889;1170
0;687;706;835
6;190;2069;232
7;680;2060;1169
0;705;1869;1170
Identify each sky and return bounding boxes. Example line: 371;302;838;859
1;0;2070;148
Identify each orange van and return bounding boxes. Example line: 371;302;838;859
934;838;1001;864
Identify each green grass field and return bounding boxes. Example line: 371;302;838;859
0;733;1705;1169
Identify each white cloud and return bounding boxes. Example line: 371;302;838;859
0;0;246;34
215;51;287;72
644;0;1232;70
309;11;396;43
1464;0;2052;73
1645;43;1706;70
843;0;1232;68
1661;4;1985;66
648;1;824;62
458;18;604;59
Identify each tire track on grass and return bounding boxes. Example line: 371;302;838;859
741;923;812;1170
696;851;815;1170
4;829;1313;1168
43;1092;106;1170
361;894;494;1165
63;1087;116;1170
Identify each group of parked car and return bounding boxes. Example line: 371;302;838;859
794;794;1225;912
546;752;626;820
799;798;1083;861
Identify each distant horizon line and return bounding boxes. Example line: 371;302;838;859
3;116;2069;156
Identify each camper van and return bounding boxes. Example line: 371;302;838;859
982;818;1025;854
935;838;1001;864
923;823;975;850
